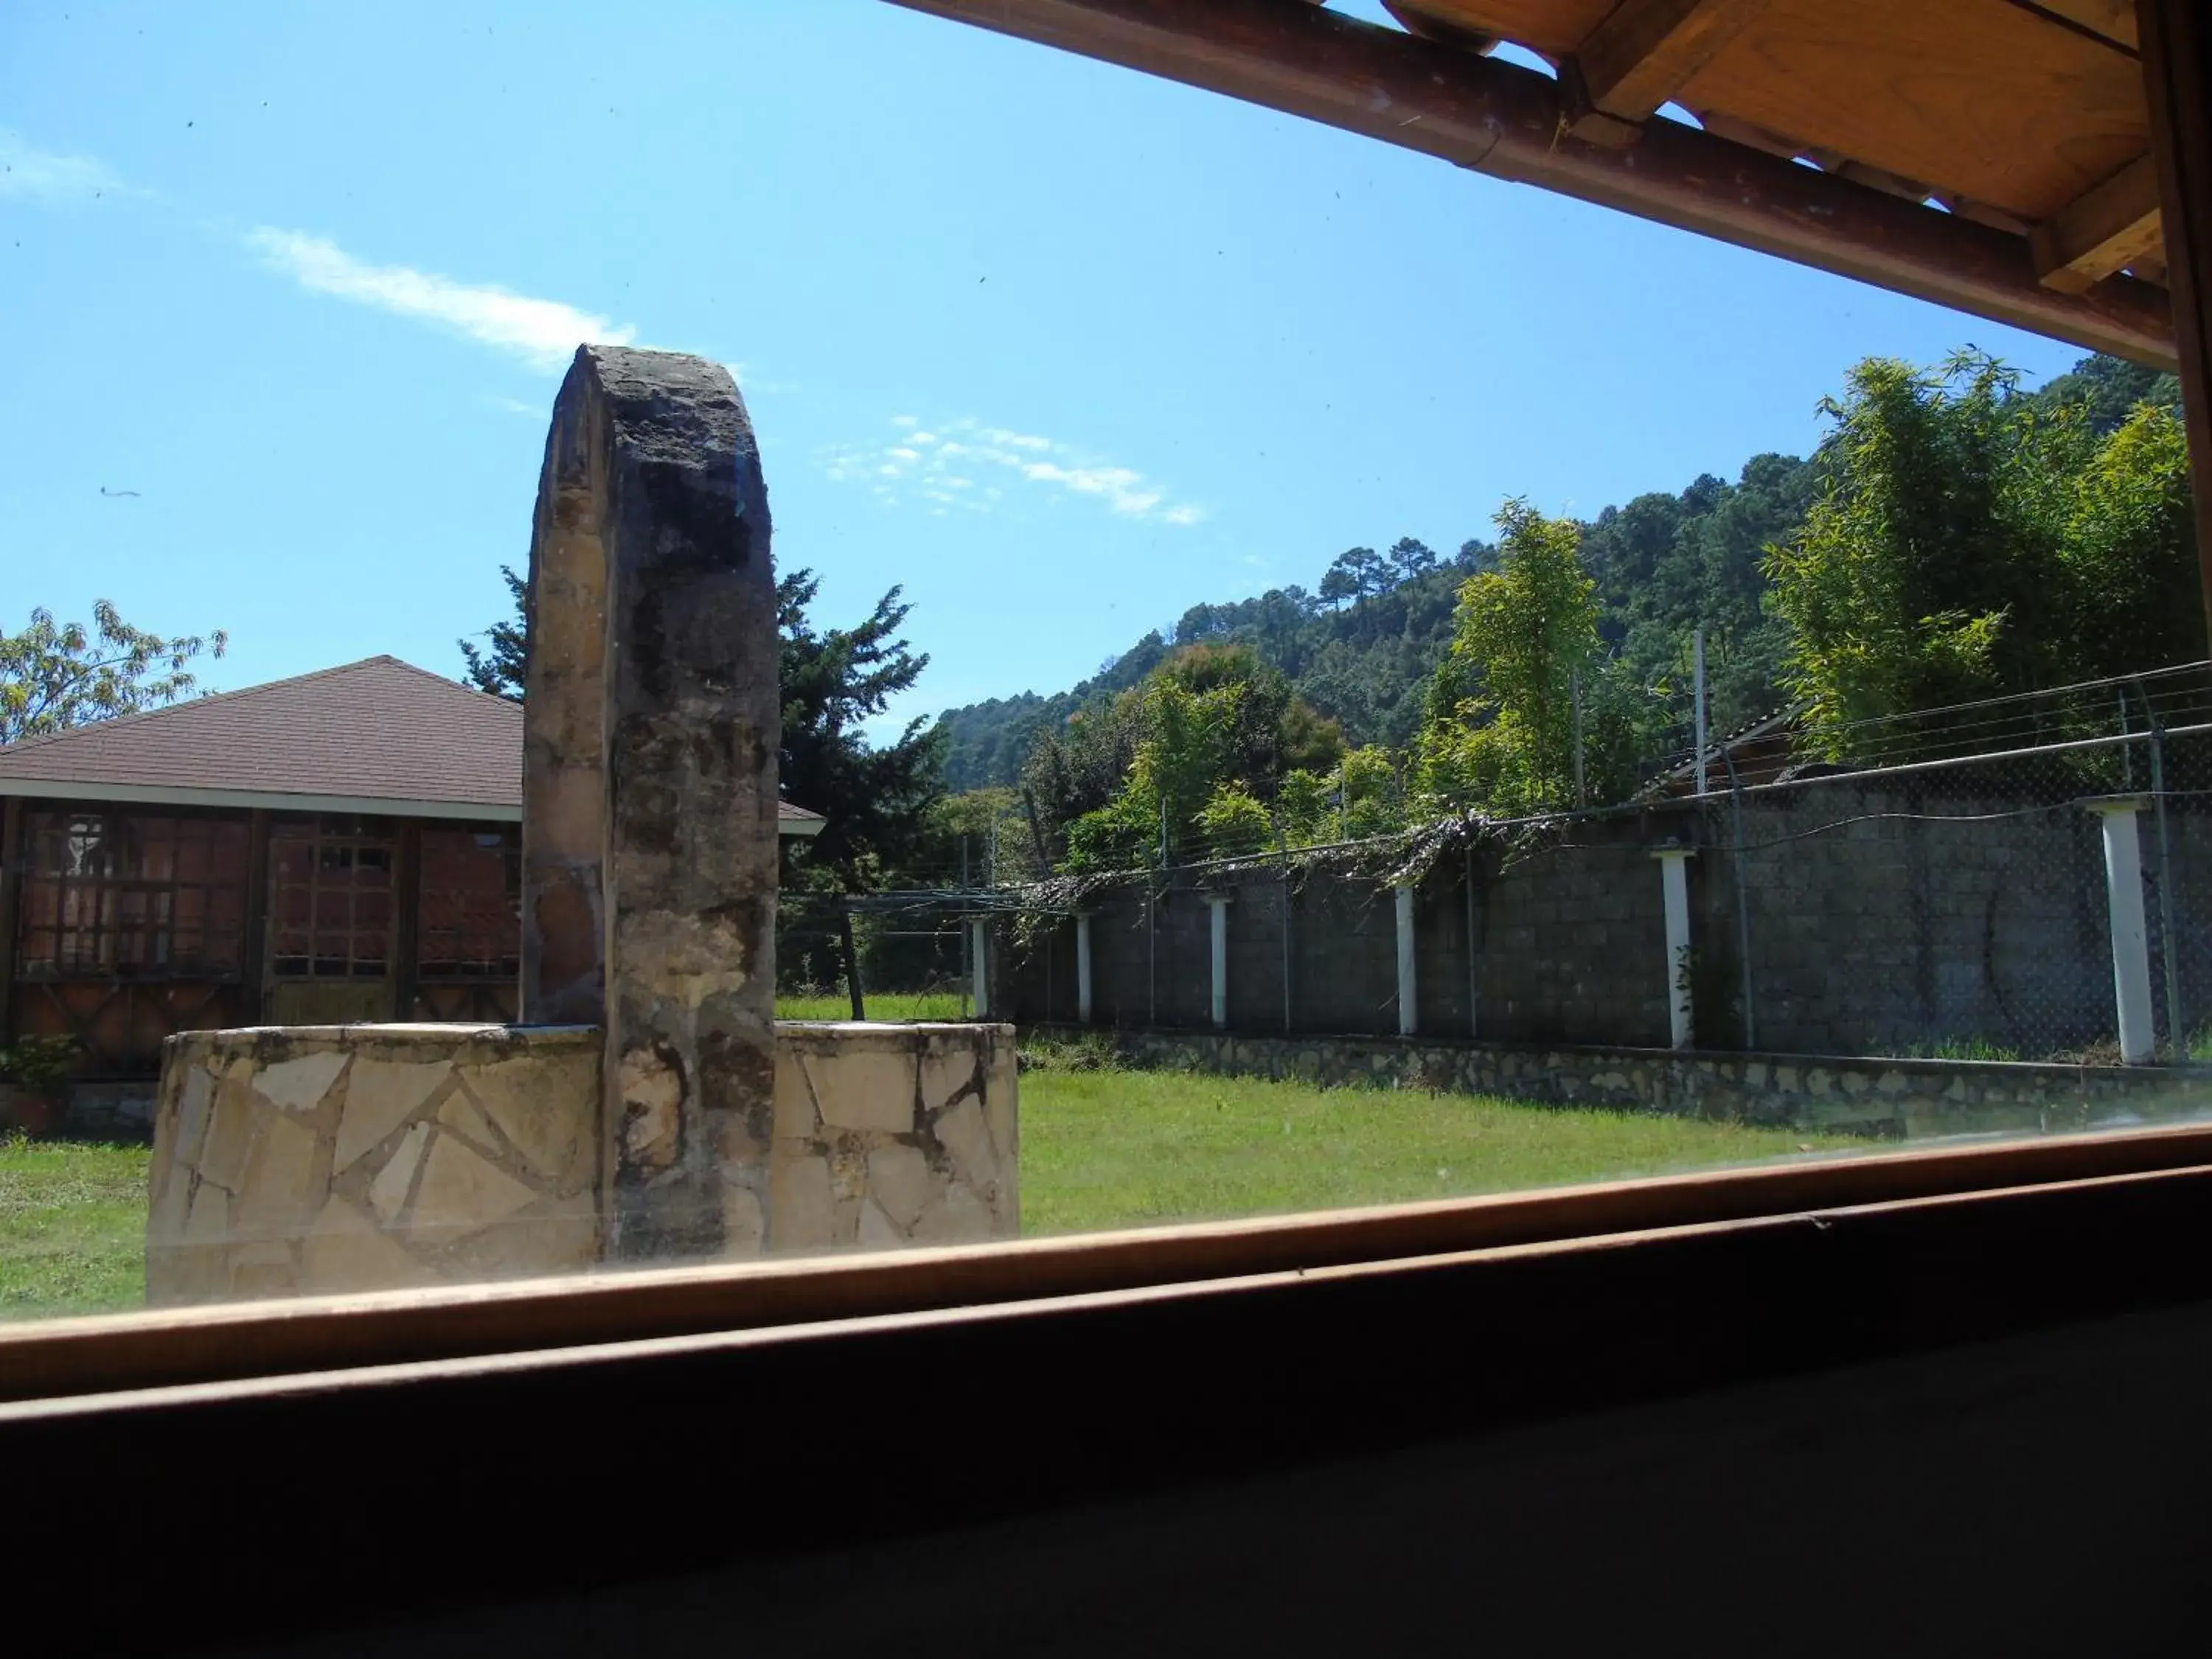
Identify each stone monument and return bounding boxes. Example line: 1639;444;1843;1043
145;348;1016;1303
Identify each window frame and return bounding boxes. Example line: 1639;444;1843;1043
7;1117;2212;1406
13;807;252;982
268;815;398;982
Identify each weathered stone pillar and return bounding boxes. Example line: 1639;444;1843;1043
521;347;779;1259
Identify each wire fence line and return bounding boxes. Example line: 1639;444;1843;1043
783;664;2212;1062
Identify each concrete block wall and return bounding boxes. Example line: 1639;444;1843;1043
1063;1024;2212;1143
1000;762;2209;1062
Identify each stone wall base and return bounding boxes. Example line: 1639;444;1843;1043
148;1020;1017;1305
1043;1026;2212;1141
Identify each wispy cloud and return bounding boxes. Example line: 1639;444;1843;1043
247;229;633;371
728;361;802;397
481;394;543;420
822;416;1207;526
0;132;133;204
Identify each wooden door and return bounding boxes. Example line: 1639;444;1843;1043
265;818;399;1026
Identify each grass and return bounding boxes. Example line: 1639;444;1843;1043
0;1135;152;1319
0;1066;1857;1319
776;990;971;1021
1017;1063;1858;1236
1902;1037;2024;1062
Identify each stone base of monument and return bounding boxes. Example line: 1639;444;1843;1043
146;1022;1018;1305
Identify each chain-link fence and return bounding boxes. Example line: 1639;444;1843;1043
988;664;2212;1065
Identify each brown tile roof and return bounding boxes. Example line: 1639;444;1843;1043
0;655;826;827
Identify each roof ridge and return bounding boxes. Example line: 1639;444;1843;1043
372;653;526;710
0;664;500;765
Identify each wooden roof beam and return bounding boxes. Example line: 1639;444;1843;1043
880;0;2175;369
1380;2;1497;58
2032;154;2166;293
1564;0;1773;147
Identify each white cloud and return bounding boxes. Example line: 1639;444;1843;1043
819;415;1206;526
481;394;543;420
0;133;132;204
247;228;634;371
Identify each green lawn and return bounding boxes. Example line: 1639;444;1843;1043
0;1136;152;1319
776;990;971;1021
0;1068;1854;1319
1018;1067;1857;1235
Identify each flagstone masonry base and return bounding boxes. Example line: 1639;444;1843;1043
147;1020;1017;1304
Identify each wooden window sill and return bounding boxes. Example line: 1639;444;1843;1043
9;1119;2212;1408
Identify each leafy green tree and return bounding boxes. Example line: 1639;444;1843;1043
1415;501;1621;815
1386;536;1439;583
1054;644;1346;870
1339;745;1407;838
1767;350;2202;754
2031;352;2183;437
1318;546;1387;608
1;602;227;745
1275;768;1338;844
1194;782;1274;857
775;569;945;889
2052;404;2200;675
458;567;529;700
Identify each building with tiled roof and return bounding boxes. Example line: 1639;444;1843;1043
0;657;821;1077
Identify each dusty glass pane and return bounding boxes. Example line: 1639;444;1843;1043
2;3;2207;1335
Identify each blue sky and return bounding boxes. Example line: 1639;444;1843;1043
3;1;2086;732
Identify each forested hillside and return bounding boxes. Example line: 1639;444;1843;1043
933;351;2182;793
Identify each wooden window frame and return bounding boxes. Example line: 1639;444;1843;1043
13;807;253;982
412;823;522;984
7;1121;2212;1650
7;1119;2212;1405
268;816;398;982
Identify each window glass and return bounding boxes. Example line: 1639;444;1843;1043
417;828;521;979
271;820;395;980
15;812;248;975
3;4;2206;1343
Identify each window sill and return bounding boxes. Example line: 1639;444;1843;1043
8;1118;2212;1407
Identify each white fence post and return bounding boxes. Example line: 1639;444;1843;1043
1207;894;1232;1029
2088;796;2157;1063
1075;912;1093;1026
970;918;990;1021
1395;883;1418;1037
1652;847;1694;1050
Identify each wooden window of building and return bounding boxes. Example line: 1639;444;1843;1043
416;826;521;978
15;810;250;977
271;818;394;979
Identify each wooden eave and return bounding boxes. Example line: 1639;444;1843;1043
884;0;2177;368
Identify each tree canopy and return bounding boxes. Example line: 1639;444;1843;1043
459;562;945;888
1766;350;2200;755
457;568;528;701
774;568;944;891
933;346;2199;858
1029;643;1348;870
1;602;228;745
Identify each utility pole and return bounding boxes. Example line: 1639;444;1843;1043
1693;627;1709;798
1571;667;1587;808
